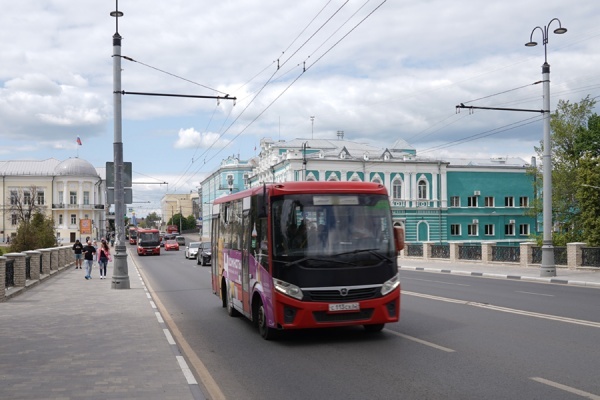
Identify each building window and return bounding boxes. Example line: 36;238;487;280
11;214;18;225
468;224;478;236
519;224;530;235
450;196;460;207
59;214;63;225
485;224;494;236
450;224;461;236
83;191;90;205
417;180;427;200
24;191;31;205
392;180;402;199
71;214;77;225
468;196;478;207
505;224;515;236
58;191;64;204
505;196;514;207
70;191;77;205
10;190;18;205
485;197;494;207
37;191;45;205
519;197;529;207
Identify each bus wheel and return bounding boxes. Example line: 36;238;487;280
256;299;277;340
364;323;385;333
223;282;239;317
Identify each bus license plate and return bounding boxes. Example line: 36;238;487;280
328;302;360;312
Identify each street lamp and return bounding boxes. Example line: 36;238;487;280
525;18;567;277
110;1;130;289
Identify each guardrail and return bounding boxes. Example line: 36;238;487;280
400;241;600;269
1;246;74;302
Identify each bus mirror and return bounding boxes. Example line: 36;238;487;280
393;227;404;252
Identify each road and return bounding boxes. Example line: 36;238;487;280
131;246;600;400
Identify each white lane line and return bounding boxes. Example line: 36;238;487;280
163;328;176;345
385;329;456;353
149;300;157;309
155;311;164;324
530;377;600;400
404;291;600;329
146;292;152;299
404;277;470;286
176;356;199;385
515;291;554;297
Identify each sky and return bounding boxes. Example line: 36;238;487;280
2;1;599;218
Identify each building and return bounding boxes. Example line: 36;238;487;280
247;136;536;244
0;158;108;243
198;155;255;240
160;192;198;232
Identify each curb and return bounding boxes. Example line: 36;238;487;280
399;266;600;288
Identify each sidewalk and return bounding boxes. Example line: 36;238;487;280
399;258;600;288
0;255;206;400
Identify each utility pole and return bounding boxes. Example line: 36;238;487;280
110;1;129;289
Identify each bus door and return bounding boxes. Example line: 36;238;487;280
241;204;251;315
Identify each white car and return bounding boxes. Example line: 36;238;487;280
185;242;201;259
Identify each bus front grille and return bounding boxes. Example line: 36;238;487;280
305;287;379;302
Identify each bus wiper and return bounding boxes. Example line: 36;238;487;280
275;257;354;268
332;248;394;262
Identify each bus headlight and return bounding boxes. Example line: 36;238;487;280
381;273;400;296
273;279;303;300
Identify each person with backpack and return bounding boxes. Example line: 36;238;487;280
97;240;112;279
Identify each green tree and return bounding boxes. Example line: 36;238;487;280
10;212;56;252
576;154;600;246
533;95;599;245
145;212;160;228
186;215;197;231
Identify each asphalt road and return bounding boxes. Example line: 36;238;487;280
132;248;600;400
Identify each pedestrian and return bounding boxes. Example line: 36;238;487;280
97;240;112;279
72;239;84;269
82;240;96;280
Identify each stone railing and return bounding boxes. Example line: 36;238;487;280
1;246;75;302
400;241;600;270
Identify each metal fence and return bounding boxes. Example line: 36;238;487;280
431;244;450;259
5;259;15;288
459;244;481;260
582;247;600;268
492;246;520;262
531;246;567;265
406;243;423;257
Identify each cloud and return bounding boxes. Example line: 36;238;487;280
174;128;229;149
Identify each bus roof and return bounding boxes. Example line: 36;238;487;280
213;181;388;205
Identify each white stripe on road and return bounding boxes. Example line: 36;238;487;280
404;277;470;286
155;311;164;324
404;291;600;328
515;291;554;297
176;356;199;385
163;328;176;345
385;330;455;353
531;377;600;400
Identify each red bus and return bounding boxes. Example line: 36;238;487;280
166;225;179;235
128;226;138;245
137;228;161;256
211;181;404;339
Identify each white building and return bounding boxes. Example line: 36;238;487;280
0;158;108;243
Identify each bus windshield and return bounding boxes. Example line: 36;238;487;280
271;193;394;266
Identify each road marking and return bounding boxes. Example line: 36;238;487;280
515;291;554;297
177;356;199;385
163;328;176;345
404;277;470;286
530;377;600;400
385;329;456;353
404;291;600;328
155;311;164;323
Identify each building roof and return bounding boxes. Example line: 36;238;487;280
0;157;102;177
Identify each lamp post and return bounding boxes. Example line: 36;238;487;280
110;1;130;289
525;18;567;277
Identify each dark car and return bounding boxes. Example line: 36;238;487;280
196;242;212;266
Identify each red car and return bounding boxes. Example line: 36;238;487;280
164;240;179;251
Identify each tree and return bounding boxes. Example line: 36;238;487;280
576;154;600;246
7;184;45;224
145;212;160;228
533;95;599;245
10;212;57;253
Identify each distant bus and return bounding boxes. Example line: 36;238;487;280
128;227;138;245
166;225;179;235
211;181;404;340
137;228;161;256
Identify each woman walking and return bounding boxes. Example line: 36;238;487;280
97;240;112;279
72;239;84;269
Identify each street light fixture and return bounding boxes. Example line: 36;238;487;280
525;18;567;277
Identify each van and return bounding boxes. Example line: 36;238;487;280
175;236;186;246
